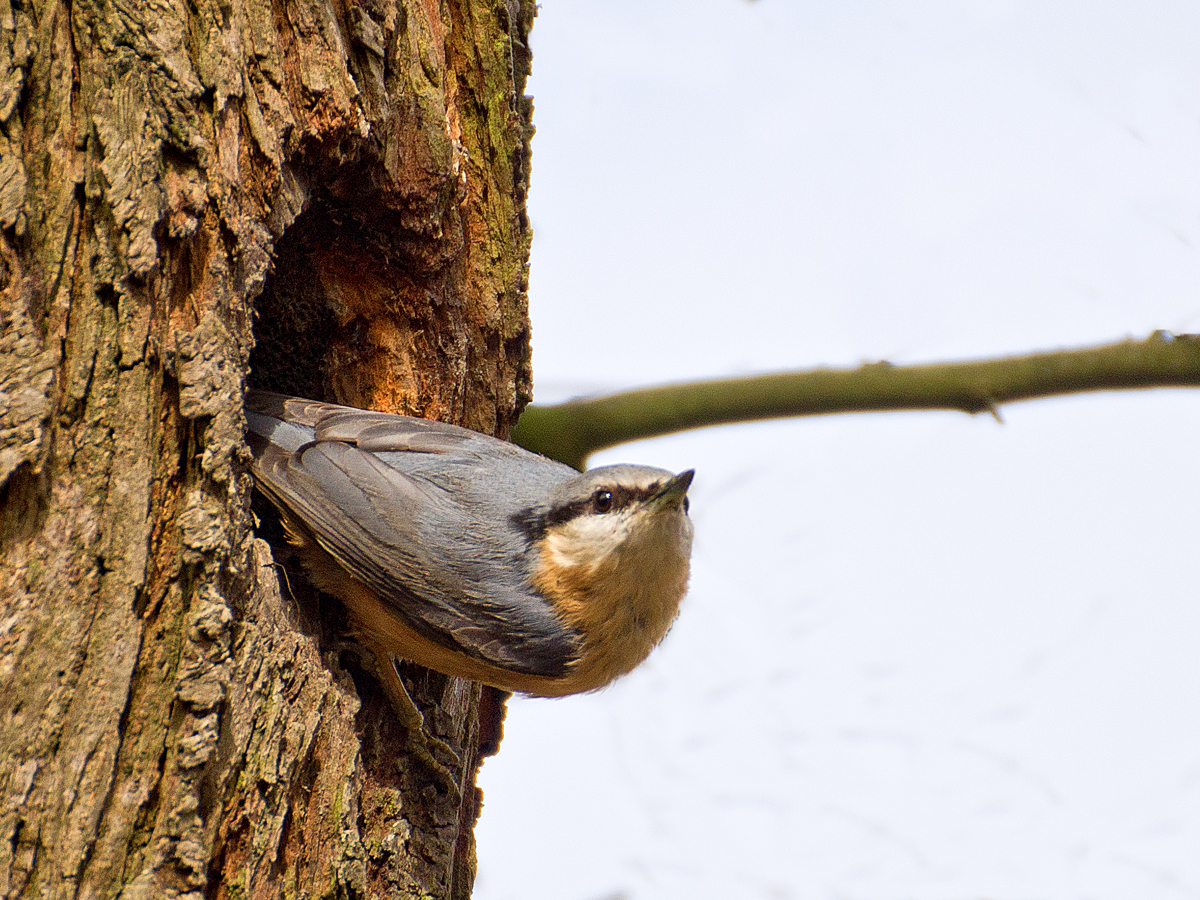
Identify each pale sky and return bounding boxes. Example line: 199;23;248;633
473;3;1200;899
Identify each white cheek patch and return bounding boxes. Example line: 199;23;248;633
544;509;634;572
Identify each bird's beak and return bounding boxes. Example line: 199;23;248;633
649;469;694;510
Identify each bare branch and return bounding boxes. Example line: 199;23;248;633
512;332;1200;469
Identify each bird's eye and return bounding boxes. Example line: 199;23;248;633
593;490;613;513
683;497;690;514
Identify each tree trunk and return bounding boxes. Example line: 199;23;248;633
0;0;534;895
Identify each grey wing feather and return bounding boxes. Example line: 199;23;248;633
248;390;520;456
246;390;580;677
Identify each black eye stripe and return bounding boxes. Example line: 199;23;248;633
513;481;672;541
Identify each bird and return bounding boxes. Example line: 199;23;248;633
244;389;695;698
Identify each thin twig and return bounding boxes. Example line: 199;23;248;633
511;332;1200;469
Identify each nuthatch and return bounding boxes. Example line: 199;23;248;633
245;390;694;698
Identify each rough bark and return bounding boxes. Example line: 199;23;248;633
0;0;534;895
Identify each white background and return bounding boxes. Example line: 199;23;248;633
472;3;1200;899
